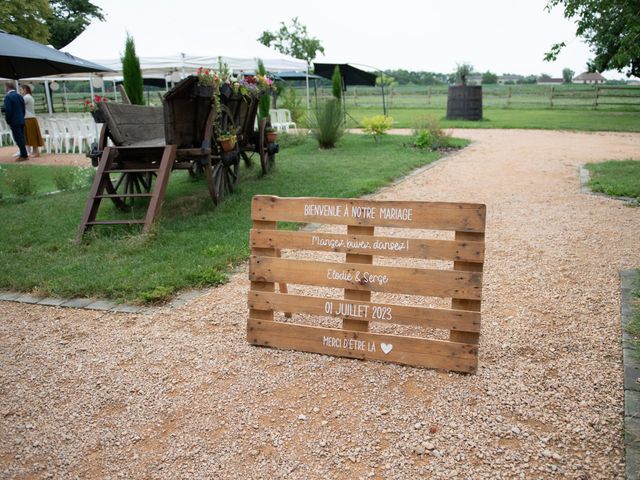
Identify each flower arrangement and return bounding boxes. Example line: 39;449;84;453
195;58;276;148
232;74;274;97
196;67;218;87
196;59;274;100
82;95;108;112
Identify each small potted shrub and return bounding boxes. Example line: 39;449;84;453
218;131;237;152
266;126;278;143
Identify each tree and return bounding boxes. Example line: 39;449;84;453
121;34;144;105
48;0;105;49
545;0;640;77
331;65;342;100
258;17;324;109
0;0;50;44
0;0;103;48
482;71;498;84
256;58;271;120
257;17;324;67
562;67;575;83
455;63;473;85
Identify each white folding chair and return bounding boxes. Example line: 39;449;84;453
280;109;297;131
0;118;13;147
37;117;53;153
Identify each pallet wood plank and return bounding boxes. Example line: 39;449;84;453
450;231;484;344
251;195;486;232
344;225;374;331
249;256;483;300
248;291;481;332
250;229;485;262
247;318;478;373
248;220;277;324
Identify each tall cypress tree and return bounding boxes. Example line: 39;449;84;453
257;58;271;120
331;65;342;100
121;33;144;105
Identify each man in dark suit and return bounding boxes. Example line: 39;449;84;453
3;82;28;160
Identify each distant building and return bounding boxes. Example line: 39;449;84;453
498;75;523;85
465;73;483;86
573;72;607;84
537;77;564;85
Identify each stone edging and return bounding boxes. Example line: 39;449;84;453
579;165;638;204
0;288;207;314
621;269;640;479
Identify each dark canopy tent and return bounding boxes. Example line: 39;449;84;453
313;62;387;116
0;29;111;79
313;63;377;88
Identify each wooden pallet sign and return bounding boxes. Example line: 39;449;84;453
247;195;486;373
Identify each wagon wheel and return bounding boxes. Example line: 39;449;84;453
105;170;155;211
204;104;240;205
98;124;155;211
259;117;276;175
188;161;204;179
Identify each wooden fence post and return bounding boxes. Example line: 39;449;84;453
550;87;554;108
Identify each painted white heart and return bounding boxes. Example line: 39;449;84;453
381;343;393;355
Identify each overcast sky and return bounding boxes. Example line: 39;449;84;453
64;0;630;80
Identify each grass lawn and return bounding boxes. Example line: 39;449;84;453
347;107;640;132
0;133;463;304
585;160;640;199
0;164;90;198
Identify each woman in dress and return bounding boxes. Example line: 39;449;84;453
19;84;43;157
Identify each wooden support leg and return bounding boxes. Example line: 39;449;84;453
75;147;114;243
143;145;176;233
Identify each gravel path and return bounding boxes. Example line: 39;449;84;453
1;129;639;479
0;146;88;166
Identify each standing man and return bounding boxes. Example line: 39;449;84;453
3;82;28;160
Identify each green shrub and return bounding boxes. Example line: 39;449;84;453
53;170;73;191
53;167;95;192
332;65;342;99
257;59;271;120
122;33;144;105
277;131;310;147
311;99;344;149
280;86;305;125
4;167;35;197
362;115;393;143
72;167;96;189
412;116;451;150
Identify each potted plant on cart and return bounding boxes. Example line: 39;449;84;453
83;95;109;123
218;130;237;152
266;126;278;143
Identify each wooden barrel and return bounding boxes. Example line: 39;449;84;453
446;86;483;120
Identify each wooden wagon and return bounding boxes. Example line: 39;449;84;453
76;76;278;242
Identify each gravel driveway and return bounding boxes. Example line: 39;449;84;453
1;129;639;479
